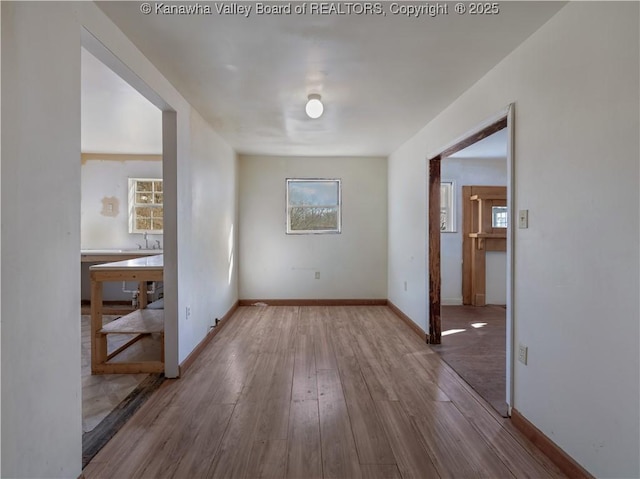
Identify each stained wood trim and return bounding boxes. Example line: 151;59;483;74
465;186;507;306
469;194;506;201
387;301;428;342
462;186;473;304
440;117;507;159
178;300;239;376
237;299;388;306
81;153;162;164
511;408;595;479
428;157;442;344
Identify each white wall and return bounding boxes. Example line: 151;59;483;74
81;158;162;249
178;109;238;357
441;157;507;305
2;3;239;476
239;156;387;300
388;3;639;477
2;3;82;477
80;158;163;301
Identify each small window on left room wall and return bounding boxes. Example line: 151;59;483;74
128;178;163;234
440;180;456;232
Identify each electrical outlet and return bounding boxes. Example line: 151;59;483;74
186;306;191;320
518;343;528;365
315;272;320;280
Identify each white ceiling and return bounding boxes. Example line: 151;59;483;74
448;128;508;159
93;2;565;157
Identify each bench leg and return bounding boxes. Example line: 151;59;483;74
138;281;148;309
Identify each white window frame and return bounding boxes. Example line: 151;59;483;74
440;180;456;233
492;205;508;228
286;178;342;235
128;178;164;234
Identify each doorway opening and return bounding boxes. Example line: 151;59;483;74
79;28;178;466
427;106;514;417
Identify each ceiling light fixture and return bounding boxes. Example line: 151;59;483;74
305;93;324;119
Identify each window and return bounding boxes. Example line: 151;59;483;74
286;178;341;234
128;178;163;234
492;206;508;228
440;181;456;232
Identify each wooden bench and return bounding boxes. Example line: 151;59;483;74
94;309;165;374
90;255;164;374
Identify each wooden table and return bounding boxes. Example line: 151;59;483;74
90;255;164;374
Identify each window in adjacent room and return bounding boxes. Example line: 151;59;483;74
128;178;163;233
286;178;341;234
440;180;456;232
492;206;508;228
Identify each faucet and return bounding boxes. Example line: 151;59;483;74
154;239;162;250
143;232;150;249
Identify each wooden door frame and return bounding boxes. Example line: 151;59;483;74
462;186;507;306
427;104;515;408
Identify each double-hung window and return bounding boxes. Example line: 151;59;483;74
286;178;341;234
440;180;456;232
128;178;163;234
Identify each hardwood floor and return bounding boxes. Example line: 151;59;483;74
431;305;508;417
84;306;565;479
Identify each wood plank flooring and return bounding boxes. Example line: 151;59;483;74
84;306;566;479
432;305;508;417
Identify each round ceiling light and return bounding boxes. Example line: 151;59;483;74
305;93;324;119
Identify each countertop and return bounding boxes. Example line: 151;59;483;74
89;254;163;271
81;249;162;263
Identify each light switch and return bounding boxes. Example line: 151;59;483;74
518;210;529;229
